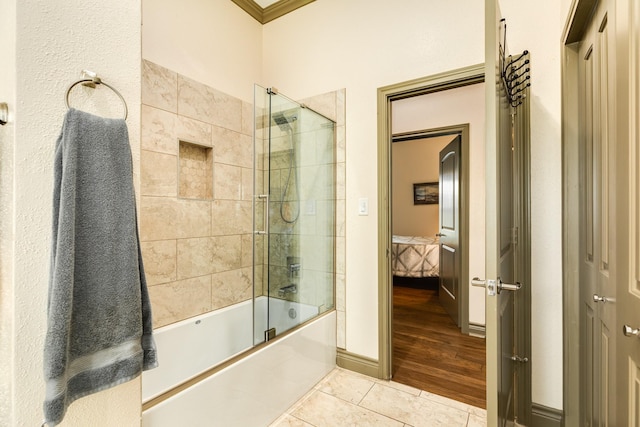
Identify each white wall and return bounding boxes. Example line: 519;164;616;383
4;0;142;425
142;0;263;102
391;136;451;238
0;0;16;424
499;0;564;409
392;83;487;326
263;0;485;360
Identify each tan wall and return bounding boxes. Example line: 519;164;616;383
140;60;254;328
391;135;453;237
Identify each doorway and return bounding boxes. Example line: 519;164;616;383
390;127;485;407
378;65;488;408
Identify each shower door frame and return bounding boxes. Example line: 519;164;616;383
253;85;337;345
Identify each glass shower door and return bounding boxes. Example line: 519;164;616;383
253;85;336;344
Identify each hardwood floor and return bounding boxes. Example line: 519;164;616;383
392;280;486;409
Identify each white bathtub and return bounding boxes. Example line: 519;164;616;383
142;297;335;426
253;296;320;344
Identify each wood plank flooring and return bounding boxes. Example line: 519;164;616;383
392;281;486;409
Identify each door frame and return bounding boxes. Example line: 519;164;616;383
392;128;467;328
561;0;599;424
377;65;483;381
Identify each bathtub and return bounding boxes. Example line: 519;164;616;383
142;297;336;426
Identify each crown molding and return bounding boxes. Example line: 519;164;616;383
231;0;315;24
231;0;263;22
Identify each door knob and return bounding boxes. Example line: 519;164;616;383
623;325;640;338
593;294;608;303
472;277;522;296
436;233;445;237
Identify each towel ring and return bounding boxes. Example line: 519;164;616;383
65;74;128;120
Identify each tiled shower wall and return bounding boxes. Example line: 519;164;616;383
139;60;254;328
139;59;346;348
265;89;346;348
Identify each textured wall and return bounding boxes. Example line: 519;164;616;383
9;0;142;425
0;0;16;423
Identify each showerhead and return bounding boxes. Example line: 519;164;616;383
272;112;294;132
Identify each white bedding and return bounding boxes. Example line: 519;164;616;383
391;235;440;278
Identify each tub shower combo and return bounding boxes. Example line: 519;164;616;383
142;84;337;426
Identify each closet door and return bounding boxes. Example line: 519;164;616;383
578;0;617;424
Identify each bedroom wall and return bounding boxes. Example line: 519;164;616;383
392;82;486;326
391;135;453;237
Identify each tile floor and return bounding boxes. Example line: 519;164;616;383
269;367;486;427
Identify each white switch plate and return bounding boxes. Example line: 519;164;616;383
305;199;316;215
358;198;369;215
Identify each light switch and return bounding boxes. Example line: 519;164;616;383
305;199;316;215
358;197;369;216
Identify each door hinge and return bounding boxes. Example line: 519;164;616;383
512;227;519;245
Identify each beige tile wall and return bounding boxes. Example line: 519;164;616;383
298;90;347;349
141;60;253;328
141;60;346;342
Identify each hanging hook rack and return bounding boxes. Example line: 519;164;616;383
499;19;531;108
65;70;128;120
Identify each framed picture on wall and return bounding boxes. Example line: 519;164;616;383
413;182;439;205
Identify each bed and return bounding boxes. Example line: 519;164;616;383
391;235;440;278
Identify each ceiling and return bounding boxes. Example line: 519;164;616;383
231;0;315;24
253;0;280;7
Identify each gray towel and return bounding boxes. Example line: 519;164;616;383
43;108;158;426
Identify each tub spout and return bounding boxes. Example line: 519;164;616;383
278;284;297;297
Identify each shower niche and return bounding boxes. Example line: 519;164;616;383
253;85;336;344
178;140;213;200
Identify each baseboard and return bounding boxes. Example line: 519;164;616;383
336;349;380;378
468;323;486;338
531;403;563;427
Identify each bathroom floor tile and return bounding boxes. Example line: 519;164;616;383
359;383;469;427
376;379;422;396
317;367;376;404
291;391;403;427
270;414;314;427
271;368;487;427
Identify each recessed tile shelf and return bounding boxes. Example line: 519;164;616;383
178;140;213;200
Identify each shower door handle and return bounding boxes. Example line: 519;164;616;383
255;194;269;235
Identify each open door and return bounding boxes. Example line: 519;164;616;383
438;136;461;326
479;1;530;425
